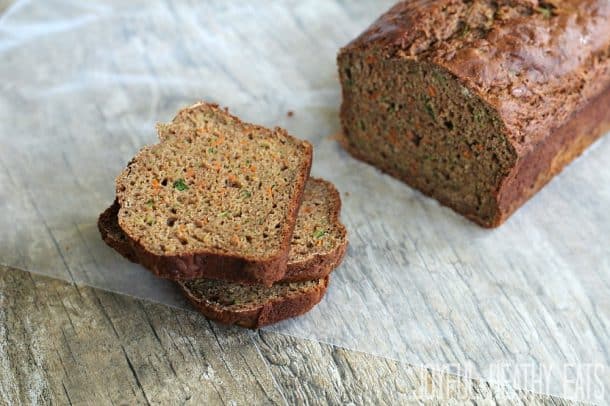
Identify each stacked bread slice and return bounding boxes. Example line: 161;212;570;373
99;103;347;328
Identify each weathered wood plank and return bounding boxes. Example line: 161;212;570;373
0;266;581;405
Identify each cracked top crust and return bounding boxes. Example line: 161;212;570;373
341;0;610;153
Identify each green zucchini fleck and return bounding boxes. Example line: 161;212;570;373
535;6;552;18
313;229;326;239
173;178;189;191
424;99;435;120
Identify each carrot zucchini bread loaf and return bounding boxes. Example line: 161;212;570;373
338;0;610;227
115;103;312;285
99;178;347;283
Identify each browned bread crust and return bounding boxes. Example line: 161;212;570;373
98;179;348;283
178;277;330;329
338;0;610;227
113;103;312;286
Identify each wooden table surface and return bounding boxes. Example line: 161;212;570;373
0;265;579;405
0;0;596;404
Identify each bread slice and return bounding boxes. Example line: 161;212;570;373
99;178;348;282
114;103;312;285
282;178;347;282
178;277;330;329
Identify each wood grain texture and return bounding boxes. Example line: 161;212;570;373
0;266;581;405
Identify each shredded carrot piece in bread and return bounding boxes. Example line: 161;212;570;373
230;235;240;246
152;179;161;194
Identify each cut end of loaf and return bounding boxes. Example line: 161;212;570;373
338;50;517;226
116;102;312;260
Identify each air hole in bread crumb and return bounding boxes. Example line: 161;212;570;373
246;235;252;243
263;233;268;239
226;178;241;188
161;178;168;186
247;133;253;140
167;218;177;227
170;207;177;214
412;133;422;147
275;223;280;229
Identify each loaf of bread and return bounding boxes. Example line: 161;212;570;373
115;103;312;285
338;0;610;227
